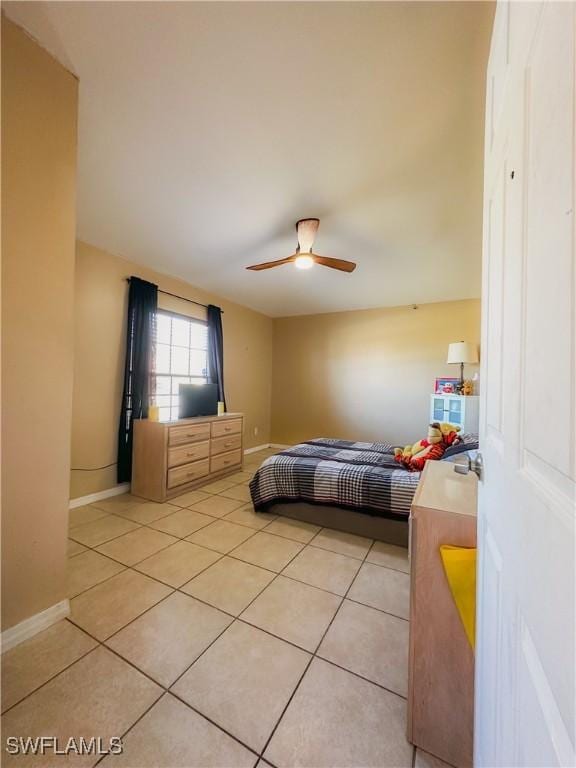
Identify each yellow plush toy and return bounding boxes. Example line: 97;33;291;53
394;444;413;461
394;422;465;471
394;423;443;462
437;422;462;447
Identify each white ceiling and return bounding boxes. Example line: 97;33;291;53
5;1;493;317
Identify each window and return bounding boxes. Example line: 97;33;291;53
152;310;208;421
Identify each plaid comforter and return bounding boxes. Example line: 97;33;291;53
249;438;420;520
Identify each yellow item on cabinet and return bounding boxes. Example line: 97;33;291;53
148;405;160;422
439;544;477;649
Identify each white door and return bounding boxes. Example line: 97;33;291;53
476;2;575;767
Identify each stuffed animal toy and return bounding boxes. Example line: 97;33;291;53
408;442;445;471
461;380;474;396
394;444;413;462
437;422;462;447
394;422;442;461
395;423;445;470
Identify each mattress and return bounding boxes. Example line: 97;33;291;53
249;438;421;520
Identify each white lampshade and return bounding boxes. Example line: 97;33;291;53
447;341;479;365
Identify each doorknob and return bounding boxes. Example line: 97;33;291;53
454;452;483;481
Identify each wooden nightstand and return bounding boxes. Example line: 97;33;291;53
407;460;478;767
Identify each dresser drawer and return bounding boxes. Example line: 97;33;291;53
168;441;209;468
211;433;242;456
210;449;242;474
211;419;242;439
169;423;211;446
167;459;210;489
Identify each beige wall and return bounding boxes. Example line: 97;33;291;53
72;251;478;499
71;242;273;498
1;20;78;630
271;300;481;448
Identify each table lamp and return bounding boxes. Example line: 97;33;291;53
447;341;479;392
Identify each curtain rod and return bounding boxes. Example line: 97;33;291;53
125;277;223;313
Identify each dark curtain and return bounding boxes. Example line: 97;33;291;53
117;277;158;483
207;304;226;410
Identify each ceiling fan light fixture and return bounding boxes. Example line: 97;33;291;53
294;254;314;270
246;218;356;273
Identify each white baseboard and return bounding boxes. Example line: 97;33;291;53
269;443;291;450
69;483;131;510
70;447;279;508
244;444;271;455
1;599;70;653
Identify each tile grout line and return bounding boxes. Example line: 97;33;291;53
233;614;409;701
365;560;411;575
168;519;339;742
69;512;408;646
51;480;411;760
85;537;284;767
168;689;261;761
72;479;247;526
71;496;261;551
72;489;407;576
13;538;408;726
69;526;408;612
231;537;334;760
68;564;130;600
68;488;273;593
0;632;102;717
343;594;409;623
75;473;320;543
67;588;176;644
69;545;267;633
3;598;406;759
81;629;263;765
69;522;318;604
164;525;335;696
68;520;261;600
4;462;275;719
68;526;409;679
69;490;324;597
92;690;166;768
67;525;313;720
255;525;377;760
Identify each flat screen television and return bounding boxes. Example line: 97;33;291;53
178;383;218;418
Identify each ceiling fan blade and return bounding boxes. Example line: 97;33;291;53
296;218;320;252
311;254;357;273
245;255;297;271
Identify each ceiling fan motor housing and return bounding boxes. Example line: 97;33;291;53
296;218;320;252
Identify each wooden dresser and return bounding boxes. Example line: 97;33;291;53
407;460;477;768
132;413;244;502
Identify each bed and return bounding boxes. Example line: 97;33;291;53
248;436;479;546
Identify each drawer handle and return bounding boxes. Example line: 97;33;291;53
224;427;232;432
224;442;232;448
186;452;196;457
223;460;231;465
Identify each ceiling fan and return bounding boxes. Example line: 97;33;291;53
246;219;357;273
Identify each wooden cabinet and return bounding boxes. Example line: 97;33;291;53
132;413;244;502
407;460;477;768
430;394;479;433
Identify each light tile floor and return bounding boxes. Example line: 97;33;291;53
1;447;422;768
